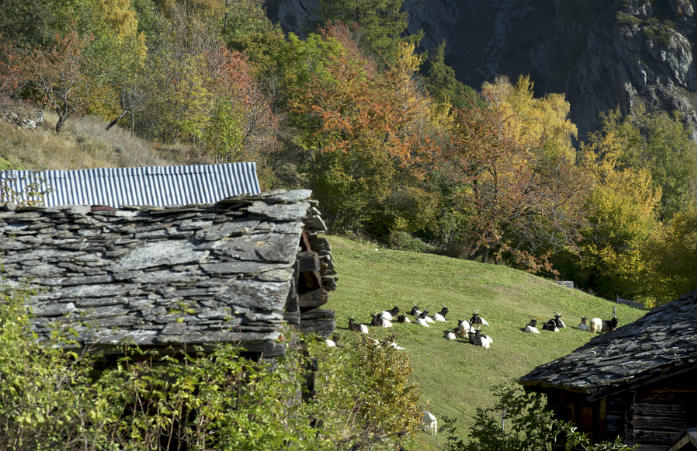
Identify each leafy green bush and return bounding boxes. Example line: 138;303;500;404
0;284;95;451
0;283;421;450
309;334;422;450
388;230;435;253
441;383;631;451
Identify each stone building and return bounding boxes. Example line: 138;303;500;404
0;164;336;358
520;291;697;451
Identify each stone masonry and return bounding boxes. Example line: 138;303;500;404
0;189;336;357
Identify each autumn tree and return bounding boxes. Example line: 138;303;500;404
569;114;662;302
597;107;696;220
204;45;280;172
442;76;585;272
0;37;21;102
288;26;439;231
19;29;96;132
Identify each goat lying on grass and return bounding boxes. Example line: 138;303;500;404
523;318;540;334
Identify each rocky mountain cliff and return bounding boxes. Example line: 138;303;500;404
265;0;697;141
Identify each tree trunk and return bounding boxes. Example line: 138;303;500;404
106;110;128;131
55;114;65;133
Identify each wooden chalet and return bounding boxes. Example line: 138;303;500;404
519;291;697;450
0;164;337;358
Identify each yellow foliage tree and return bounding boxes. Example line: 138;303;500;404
579;127;662;302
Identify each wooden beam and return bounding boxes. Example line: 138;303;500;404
596;397;607;441
300;229;313;252
297;251;320;272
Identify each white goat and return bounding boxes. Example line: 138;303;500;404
389;341;405;350
445;331;457;340
423;411;438;436
589;317;603;333
416;316;430;327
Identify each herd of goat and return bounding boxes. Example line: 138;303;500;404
342;305;620;436
343;305;619;351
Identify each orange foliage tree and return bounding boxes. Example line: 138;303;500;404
288;24;439;230
19;29;95;132
205;45;280;163
0;37;22;103
443;82;586;272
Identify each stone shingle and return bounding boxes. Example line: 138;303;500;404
520;291;697;394
0;190;320;355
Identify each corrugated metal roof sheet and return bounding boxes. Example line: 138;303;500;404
0;162;260;207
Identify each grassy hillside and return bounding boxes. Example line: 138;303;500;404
0;111;204;171
325;236;647;450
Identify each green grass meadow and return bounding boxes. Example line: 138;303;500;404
324;236;647;450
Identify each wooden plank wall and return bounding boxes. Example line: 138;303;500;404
629;368;697;448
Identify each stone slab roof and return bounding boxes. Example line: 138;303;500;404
520;291;697;396
0;190;318;356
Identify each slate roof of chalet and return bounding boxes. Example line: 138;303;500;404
0;163;260;207
520;291;697;396
0;190;316;356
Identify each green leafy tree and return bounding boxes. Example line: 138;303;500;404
442;383;631;451
597;108;697;220
577;124;662;302
318;0;420;65
422;40;471;110
645;206;697;304
309;335;422;450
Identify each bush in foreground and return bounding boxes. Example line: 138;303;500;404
0;283;421;450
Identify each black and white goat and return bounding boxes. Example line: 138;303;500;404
397;314;412;323
371;312;393;328
590;307;618;334
470;312;489;326
523;318;540;334
416;310;430;327
553;312;566;328
542;318;559;332
381;305;400;321
469;328;492;349
433;306;449;322
348;318;369;334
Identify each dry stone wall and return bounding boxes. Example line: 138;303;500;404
0;189;335;357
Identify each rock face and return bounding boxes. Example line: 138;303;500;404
0;190;336;357
265;0;697;141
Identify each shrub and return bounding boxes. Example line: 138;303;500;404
0;283;421;450
441;383;632;451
